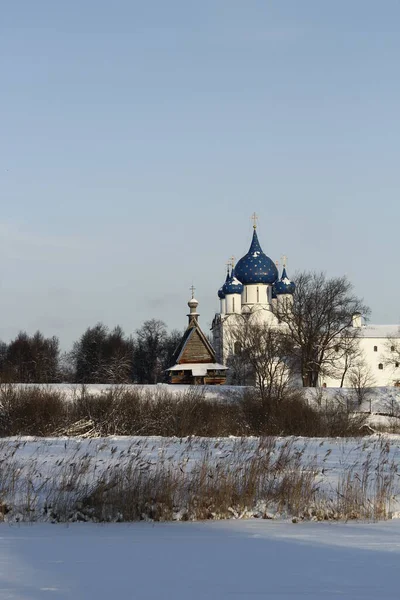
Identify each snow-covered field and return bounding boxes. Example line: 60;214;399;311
1;434;400;522
1;383;240;401
2;434;400;598
305;385;400;410
6;381;400;399
1;520;400;599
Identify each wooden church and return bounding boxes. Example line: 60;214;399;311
166;289;227;385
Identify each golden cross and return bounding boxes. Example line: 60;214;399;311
251;212;258;229
190;284;196;299
281;255;287;268
230;255;235;268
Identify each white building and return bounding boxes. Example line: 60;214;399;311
211;222;295;370
211;223;400;387
323;322;400;388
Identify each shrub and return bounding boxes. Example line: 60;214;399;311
0;384;371;438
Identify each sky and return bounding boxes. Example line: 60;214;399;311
1;1;399;349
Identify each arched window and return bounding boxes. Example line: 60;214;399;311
245;287;248;303
374;346;378;352
396;362;399;368
232;297;235;313
234;341;242;355
378;363;383;370
334;345;339;353
257;286;259;303
391;346;395;352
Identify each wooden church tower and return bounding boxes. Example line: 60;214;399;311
166;289;227;385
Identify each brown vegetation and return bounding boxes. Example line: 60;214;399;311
0;436;397;524
0;384;370;438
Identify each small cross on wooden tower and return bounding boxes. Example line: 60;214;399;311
251;212;258;229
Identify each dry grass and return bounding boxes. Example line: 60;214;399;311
333;438;399;520
0;384;372;438
0;436;398;524
78;438;320;522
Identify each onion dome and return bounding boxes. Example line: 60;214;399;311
274;267;296;295
235;229;278;285
222;268;244;295
218;271;229;299
188;296;199;309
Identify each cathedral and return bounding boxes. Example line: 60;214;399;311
211;218;400;388
211;218;295;368
169;217;399;388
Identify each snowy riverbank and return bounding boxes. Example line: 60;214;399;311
1;434;399;523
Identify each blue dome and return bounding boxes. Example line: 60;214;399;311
222;269;244;295
274;267;296;295
218;271;230;299
235;230;278;285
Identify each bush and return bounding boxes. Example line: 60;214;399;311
0;384;370;438
0;385;67;436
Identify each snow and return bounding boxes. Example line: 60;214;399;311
2;435;400;522
167;363;227;376
231;277;242;285
305;386;400;428
360;325;400;339
1;383;237;401
1;520;400;599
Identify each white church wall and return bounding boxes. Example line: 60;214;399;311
360;337;399;386
220;298;226;315
322;335;400;388
242;284;268;306
225;293;242;315
276;294;294;310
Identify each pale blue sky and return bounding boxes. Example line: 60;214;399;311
1;1;399;348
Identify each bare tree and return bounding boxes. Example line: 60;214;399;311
72;324;134;383
133;319;168;384
274;272;369;387
226;352;252;386
225;316;294;410
348;358;376;409
385;332;400;384
2;331;60;383
333;329;363;388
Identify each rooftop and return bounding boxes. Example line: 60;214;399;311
360;325;400;339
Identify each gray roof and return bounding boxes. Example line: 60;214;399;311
360;325;400;339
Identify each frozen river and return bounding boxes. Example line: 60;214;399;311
1;520;400;599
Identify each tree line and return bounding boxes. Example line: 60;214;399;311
0;320;182;384
1;271;397;388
